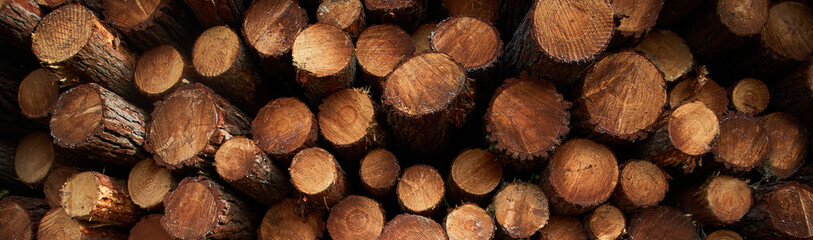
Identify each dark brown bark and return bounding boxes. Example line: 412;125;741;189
396;164;444;217
38;208;127;240
318;88;386;164
289;147;349;209
0;0;42;50
682;0;768;63
0;196;48;240
182;0;245;28
540;138;618;215
214;136;292;205
378;214;447;240
362;0;425;31
626;206;698;240
771;57;813;130
326;195;385;240
61;171;142;226
128;214;172;240
446;149;502;204
252;97;318;166
635;101;719;173
127;158;176;210
104;0;198;51
679;175;752;225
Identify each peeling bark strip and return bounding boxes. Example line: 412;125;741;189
50;83;147;166
741;181;813;239
761;112;807;180
61;171;142;226
318;88;386;163
32;4;140;101
359;148;400;198
0;196;48;240
326;195;385;240
443;203;495;240
182;0;245;28
729;78;769;115
611;160;669;210
585;204;625;240
289;147;349;208
362;0;425;31
396;164;444;217
0;0;41;50
378;214;447;240
446;149;502;204
134;45;193;100
104;0;197;51
712;113;769;172
252;97;318;166
145;83;250;172
163;175;259;240
503;0;613;87
683;0;768;63
634;29;694;83
317;0;365;39
129;214;173;240
18;68;59;121
127;158;176;210
541;138;618;215
539;215;588;240
258;198;326;240
38;208;127;240
680;175;752;225
292;23;357;105
214;136;292;205
356;24;414;96
636;101;719;173
242;0;307;80
627;206;698;240
491;182;549;238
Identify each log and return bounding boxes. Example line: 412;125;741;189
712;113;770;172
289;147;349;208
17;68;59;121
679;175;752;225
611;160;669;210
442;0;499;23
127;158;176;210
162;175;258;239
241;0;307;81
382;52;473;159
358;148;400;198
740;181;813;239
668;72;729;118
326;195;385;240
410;23;435;53
633;29;694;82
145;83;250;172
252;97;318;166
61;171;142;225
574;50;667;143
128;214;171;240
443;203;494;240
772;58;813;130
0;139;39;196
682;0;768;63
538;215;588;240
192;25;268;113
0;57;44;140
396;164;444;217
37;208;127;240
356;24;414;95
485;75;569;170
761;112;807;180
134;45;192;100
503;0;613;87
609;0;664;47
14;131;58;186
43;166;79;208
541;138;618;215
317;0;365;39
636;101;719;173
31;4;140;101
0;196;47;240
585;204;625;240
317;88;386;163
378;214;446;240
0;0;42;49
446;149;502;204
104;0;197;51
292;23;357;104
491;182;549;238
362;0;424;31
707;230;743;240
257;198;325;240
655;0;704;27
213;136;292;205
50;83;147;166
431;16;502;87
729;78;769;115
627;206;698;240
182;0;245;28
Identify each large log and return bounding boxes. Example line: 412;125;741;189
241;0;307;81
0;196;48;240
396;164;444;217
252;97;318;166
446;149;501;204
431;16;502;99
292;23;357;104
740;181;813;239
214;136;292;205
491;182;549;238
679;175;752;225
326;195;385;240
378;214;446;240
257;198;325;240
712;113;770;172
318;88;386;163
289;147;349;208
127;158;176;210
541;138;618;215
37;208;127;240
104;0;197;51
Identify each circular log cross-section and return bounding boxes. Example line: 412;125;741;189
444;203;495;240
289;147;349;208
754;182;813;239
43;166;79;208
214;136;292;205
627;206;698;240
491;182;550;238
378;214;446;240
318;88;385;162
707;230;743;240
634;29;694;82
134;45;189;100
163;176;257;240
680;175;752;225
129;214;172;240
586;204;626;240
543;138;618;215
292;23;357;104
317;0;365;39
485;76;569;169
326;195;385;240
14;131;56;186
684;0;768;62
104;0;194;50
713;114;770;172
612;160;668;210
242;0;307;76
577;50;667;142
447;149;502;204
128;158;176;210
356;24;414;93
252;97;318;165
396;164;444;217
730;78;769;115
760;2;813;62
0;196;48;240
539;215;588;240
359;148;400;198
431;16;502;75
762;112;807;179
669;76;730;118
18;68;59;120
61;171;141;226
258;198;325;240
38;208;127;240
611;0;663;39
50;83;147;166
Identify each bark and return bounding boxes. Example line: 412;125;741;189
0;196;48;240
213;136;292;205
0;0;42;50
61;171;142;226
396;165;444;217
104;0;198;51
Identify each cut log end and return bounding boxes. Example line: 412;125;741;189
292;23;354;78
707;230;743;240
359;148;400;197
290;147;348;207
326;195;385;240
258;198;325;240
128;158;175;210
162;179;219;239
669;76;729;117
379;214;447;240
357;24;414;78
615;160;668;209
718;0;768;36
253;97;317;162
318;88;376;146
14;131;55;185
761;2;813;61
135;45;186;99
50;84;104;147
532;0;614;62
448;149;502;202
31;4;95;64
668;101;719;156
611;0;664;37
492;182;550;238
411;23;436;53
192;26;241;77
104;0;162;28
586;204;625;240
705;176;752;224
634;29;694;82
148;84;218;169
18;68;59;119
61;171;141;225
713;114;770;172
0;196;47;240
627;206;697;240
214;136;258;181
548;138;618;207
383;52;467;116
243;0;307;58
444;204;495;240
538;215;588;240
38;208;126;240
317;0;365;38
397;164;444;216
129;214;172;240
761;182;813;238
431;16;501;70
43;166;79;208
730;78;769;115
762;112;807;179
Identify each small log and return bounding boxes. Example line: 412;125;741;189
712;113;770;172
679;175;752;225
612;160;669;210
128;214;172;240
682;0;768;63
431;16;502;85
163;175;258;239
362;0;424;31
43;166;79;208
634;29;694;82
707;230;743;240
668;72;729;118
485;75;569;170
0;196;48;240
192;25;268;113
491;182;550;239
292;23;357;104
14;132;59;186
318;88;386;163
0;59;45;140
50;83;147;166
356;24;414;95
214;136;292;205
0;139;40;196
442;0;499;23
740;181;813;239
241;0;307;80
538;215;588;240
17;68;59;121
61;171;142;226
762;112;807;180
541;138;618;215
574;50;667;143
444;203;494;240
134;45;192;100
446;149;502;204
317;0;365;39
503;0;613;87
772;58;813;130
289;147;349;208
410;23;435;53
37;208;127;240
145;83;250;172
182;0;245;28
636;101;719;173
585;204;625;240
257;198;325;240
396;164;444;217
31;4;140;100
127;158;176;210
252;97;318;166
359;148;400;198
326;195;385;240
104;0;197;51
627;206;698;240
378;214;446;240
0;0;42;49
382;52;474;159
729;78;769;115
609;0;664;47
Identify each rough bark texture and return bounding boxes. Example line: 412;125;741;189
0;0;42;50
104;0;198;51
61;171;142;226
214;136;292;205
679;175;753;225
363;0;425;31
182;0;245;28
0;196;48;240
37;208;127;240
